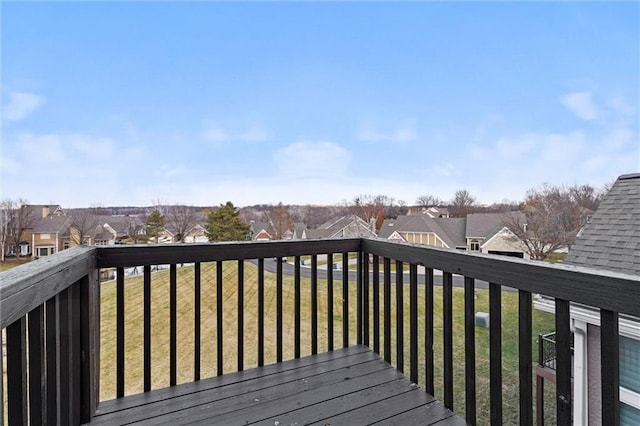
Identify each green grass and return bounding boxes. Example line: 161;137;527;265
99;261;556;424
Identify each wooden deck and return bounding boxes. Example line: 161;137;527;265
86;345;465;425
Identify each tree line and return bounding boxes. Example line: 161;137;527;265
1;181;610;262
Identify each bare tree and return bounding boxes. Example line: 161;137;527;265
449;189;476;217
270;202;293;240
124;216;144;243
350;194;393;227
71;210;99;245
415;194;443;207
568;184;604;212
1;199;36;259
165;204;199;243
504;183;584;260
0;199;17;261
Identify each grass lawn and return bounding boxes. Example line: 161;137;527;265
0;258;30;272
99;261;556;424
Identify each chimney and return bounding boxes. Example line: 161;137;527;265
42;206;49;218
369;218;376;232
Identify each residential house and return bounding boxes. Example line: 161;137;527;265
378;215;466;248
160;223;208;243
249;221;274;241
535;173;640;425
101;215;145;242
31;215;73;258
299;214;376;239
378;212;528;258
4;204;65;257
291;222;307;240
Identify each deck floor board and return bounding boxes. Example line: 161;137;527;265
86;345;463;425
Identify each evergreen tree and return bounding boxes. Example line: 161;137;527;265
205;201;250;242
145;209;165;243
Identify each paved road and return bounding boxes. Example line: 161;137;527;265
256;258;516;292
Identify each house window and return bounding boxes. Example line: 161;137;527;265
470;240;480;251
620;336;640;425
20;243;30;256
41;233;51;239
63;241;70;250
8;244;15;255
37;247;50;257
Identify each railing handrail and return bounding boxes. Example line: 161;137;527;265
2;237;636;425
361;237;640;318
96;238;362;267
0;246;96;328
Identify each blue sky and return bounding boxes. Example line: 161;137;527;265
2;2;638;208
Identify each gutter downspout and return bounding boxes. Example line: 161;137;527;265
572;319;588;425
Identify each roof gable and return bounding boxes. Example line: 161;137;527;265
565;173;640;276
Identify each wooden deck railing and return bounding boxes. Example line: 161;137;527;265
1;238;639;425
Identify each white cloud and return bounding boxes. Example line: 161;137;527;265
202;123;270;145
275;141;351;178
3;92;45;121
432;163;456;177
560;91;599;121
18;133;66;163
356;124;417;144
70;135;116;159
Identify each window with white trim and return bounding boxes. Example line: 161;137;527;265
620;336;640;425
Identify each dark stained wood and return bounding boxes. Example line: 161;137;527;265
276;257;283;363
258;258;265;365
116;267;125;398
70;282;82;424
383;257;391;363
97;239;361;268
443;271;454;410
361;238;640;318
464;276;476;425
143;265;151;391
555;299;571;426
519;290;533;426
59;287;71;424
396;260;404;373
373;254;380;354
327;253;334;351
237;260;244;371
356;251;363;345
87;346;463;426
92;345;371;417
410;263;418;383
6;317;27;425
600;309;620;426
46;295;59;425
311;254;318;355
216;261;223;376
1;245;95;328
170;264;177;385
294;256;301;358
194;262;201;381
3;236;638;426
425;267;434;395
363;252;370;346
489;282;502;425
536;374;545;426
28;304;45;425
342;252;349;348
313;388;445;426
80;269;100;422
